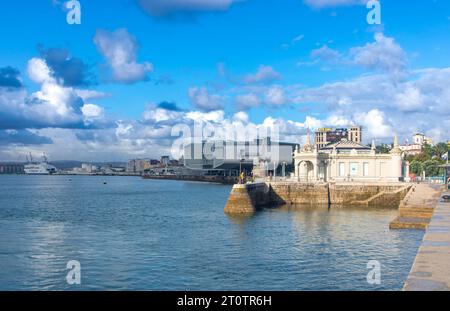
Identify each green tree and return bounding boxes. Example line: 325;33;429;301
378;144;391;154
410;161;423;175
423;160;440;177
433;143;449;160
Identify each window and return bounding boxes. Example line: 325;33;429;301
350;163;358;176
363;163;369;177
339;162;346;177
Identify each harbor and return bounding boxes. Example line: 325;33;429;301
0;175;426;291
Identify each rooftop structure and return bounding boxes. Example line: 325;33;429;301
314;126;361;150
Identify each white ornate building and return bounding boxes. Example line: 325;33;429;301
293;134;408;183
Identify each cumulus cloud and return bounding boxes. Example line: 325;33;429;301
350;33;407;78
311;45;341;62
0;57;107;130
292;67;450;141
137;0;241;17
244;65;282;84
38;47;94;87
27;58;52;84
0;67;22;88
93;29;153;84
188;87;223;111
265;86;286;106
81;104;104;119
235;93;261;110
0;129;53;146
305;33;407;78
354;109;392;139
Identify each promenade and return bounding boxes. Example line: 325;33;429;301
404;189;450;291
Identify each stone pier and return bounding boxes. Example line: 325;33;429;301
224;182;411;214
390;184;443;230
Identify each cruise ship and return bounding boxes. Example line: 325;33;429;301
24;154;57;175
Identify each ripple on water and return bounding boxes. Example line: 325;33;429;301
0;176;424;291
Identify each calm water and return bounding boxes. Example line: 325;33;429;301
0;175;423;291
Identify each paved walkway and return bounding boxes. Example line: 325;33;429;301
404;190;450;291
390;183;443;230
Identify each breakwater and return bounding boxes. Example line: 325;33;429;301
224;182;411;214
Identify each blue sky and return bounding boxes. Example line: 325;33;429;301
1;0;450;161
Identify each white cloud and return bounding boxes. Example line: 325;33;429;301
235;93;261;110
185;110;225;123
282;34;305;49
81;104;104;119
244;65;282;84
354;109;392;139
142;105;184;124
304;0;367;9
305;33;407;78
0;57;107;131
265;86;286;106
75;89;110;101
188;87;223;111
27;58;52;84
350;33;407;78
311;45;341;61
137;0;241;17
93;29;153;84
233;111;249;123
394;86;424;112
292;67;450;141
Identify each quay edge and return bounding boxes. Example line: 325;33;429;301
224;182;412;214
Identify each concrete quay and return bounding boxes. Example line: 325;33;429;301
404;190;450;291
390;184;444;230
224;182;411;214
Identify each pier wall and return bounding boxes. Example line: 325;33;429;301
225;182;411;214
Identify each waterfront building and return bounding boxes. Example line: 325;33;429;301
348;126;362;144
160;156;170;166
0;163;24;174
413;133;434;146
184;138;296;176
400;132;435;156
399;144;423;156
81;163;97;173
314;126;361;149
126;159;151;174
294;134;407;183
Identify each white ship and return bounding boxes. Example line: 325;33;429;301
24;154;57;175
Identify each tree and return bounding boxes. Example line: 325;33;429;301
423;143;434;159
433;143;449;160
410;161;423;175
423;160;440;177
378;144;391;154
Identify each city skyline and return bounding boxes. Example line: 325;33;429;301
1;0;450;161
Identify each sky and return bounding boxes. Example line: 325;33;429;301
0;0;450;161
